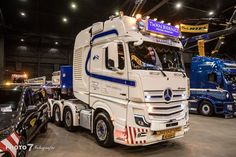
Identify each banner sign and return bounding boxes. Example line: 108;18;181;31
147;20;180;38
180;24;209;33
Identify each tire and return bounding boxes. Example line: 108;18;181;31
16;136;27;157
40;122;48;133
53;105;62;126
200;101;214;116
64;107;76;132
94;112;114;147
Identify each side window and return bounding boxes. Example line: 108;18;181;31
105;43;125;70
208;73;217;83
118;44;125;70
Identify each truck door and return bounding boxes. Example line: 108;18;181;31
207;72;218;88
90;41;128;99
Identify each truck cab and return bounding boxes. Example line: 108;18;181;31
189;56;236;117
50;15;189;147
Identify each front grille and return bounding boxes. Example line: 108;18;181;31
147;102;185;121
144;89;186;102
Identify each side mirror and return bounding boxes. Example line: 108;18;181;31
133;40;143;46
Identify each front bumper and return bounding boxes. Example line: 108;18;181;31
118;120;190;146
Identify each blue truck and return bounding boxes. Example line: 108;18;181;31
189;56;236;118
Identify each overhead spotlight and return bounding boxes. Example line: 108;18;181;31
208;11;214;16
176;2;182;9
135;14;142;19
167;23;171;25
71;2;77;10
154;18;157;21
20;38;24;42
62;17;68;23
160;20;165;23
115;11;119;16
20;11;26;17
221;41;224;44
146;16;150;19
135;14;142;20
55;41;59;45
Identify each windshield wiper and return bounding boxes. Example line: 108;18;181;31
156;66;167;77
178;69;186;78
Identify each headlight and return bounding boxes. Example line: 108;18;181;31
134;115;150;127
227;104;233;111
182;91;186;99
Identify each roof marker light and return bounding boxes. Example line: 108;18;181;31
135;14;142;20
176;2;182;9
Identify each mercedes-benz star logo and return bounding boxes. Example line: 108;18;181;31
164;88;172;101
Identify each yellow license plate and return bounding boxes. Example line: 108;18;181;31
157;127;181;140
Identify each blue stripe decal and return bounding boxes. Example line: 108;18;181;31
91;29;119;43
85;29;136;87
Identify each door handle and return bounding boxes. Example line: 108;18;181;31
120;93;126;96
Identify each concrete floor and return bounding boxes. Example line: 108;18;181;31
28;114;236;157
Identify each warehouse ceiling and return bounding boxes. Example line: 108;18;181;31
0;0;236;55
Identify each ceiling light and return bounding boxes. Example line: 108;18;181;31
208;11;214;16
62;17;68;23
115;11;119;16
71;2;77;10
20;11;26;17
20;38;24;42
146;16;150;19
160;20;165;23
221;41;224;44
154;18;157;21
135;14;142;20
176;2;182;9
55;41;59;45
167;23;171;25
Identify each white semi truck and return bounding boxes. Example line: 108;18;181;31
49;14;190;147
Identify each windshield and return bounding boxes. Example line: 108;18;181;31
0;89;22;113
224;73;236;84
128;41;184;71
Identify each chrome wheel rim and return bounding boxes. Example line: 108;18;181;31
65;111;72;127
96;120;107;141
202;104;210;115
55;106;60;122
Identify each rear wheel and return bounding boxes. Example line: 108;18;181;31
94;112;114;147
64;107;76;132
16;136;27;157
200;101;213;116
53;105;62;126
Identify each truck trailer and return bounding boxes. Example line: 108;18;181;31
49;15;190;147
189;56;236;117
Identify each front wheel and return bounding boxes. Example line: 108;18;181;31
94;112;114;147
200;101;213;116
64;107;76;132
